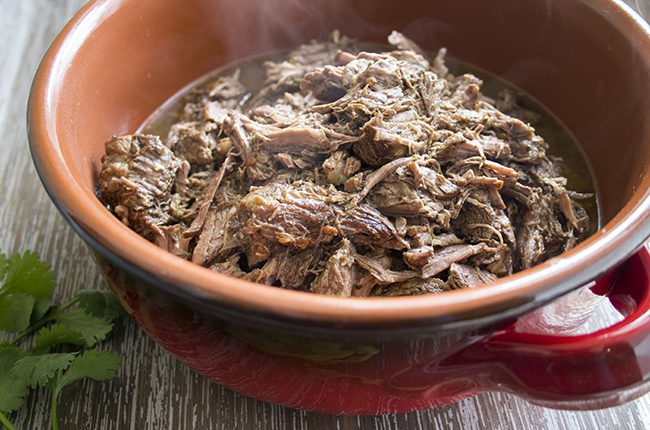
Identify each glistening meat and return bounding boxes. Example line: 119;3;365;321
99;31;593;297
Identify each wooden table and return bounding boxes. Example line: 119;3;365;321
1;0;649;428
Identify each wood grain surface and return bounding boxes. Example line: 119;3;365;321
1;0;649;428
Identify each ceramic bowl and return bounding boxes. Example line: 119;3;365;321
29;0;650;413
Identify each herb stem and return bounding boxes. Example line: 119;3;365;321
10;298;80;346
58;298;80;312
0;411;17;430
10;316;52;346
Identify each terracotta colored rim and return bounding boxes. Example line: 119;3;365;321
28;0;650;326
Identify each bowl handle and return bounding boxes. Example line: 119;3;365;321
449;245;650;409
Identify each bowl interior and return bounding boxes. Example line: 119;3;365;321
50;0;650;223
29;0;650;327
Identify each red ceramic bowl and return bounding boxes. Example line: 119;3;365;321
29;0;650;414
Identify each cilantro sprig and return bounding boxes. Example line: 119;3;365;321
0;251;123;430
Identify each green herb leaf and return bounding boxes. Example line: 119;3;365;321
75;290;123;322
54;308;113;346
54;351;121;396
1;252;55;299
11;353;77;389
0;250;123;427
31;296;52;322
33;324;86;353
0;346;29;413
0;293;36;333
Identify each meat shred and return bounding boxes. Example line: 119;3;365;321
99;31;592;297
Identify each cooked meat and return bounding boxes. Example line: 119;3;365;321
155;225;191;259
209;254;248;278
192;205;238;266
421;244;488;278
447;263;497;289
323;150;361;185
250;33;355;108
238;181;340;263
167;121;221;167
250;247;323;288
355;115;431;166
183;156;235;237
310;239;355;296
353;250;419;285
238;181;407;264
99;31;594;296
372;277;446;296
181;70;248;122
337;203;409;250
99;134;180;240
403;246;435;269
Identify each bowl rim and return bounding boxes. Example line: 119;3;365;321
28;0;650;327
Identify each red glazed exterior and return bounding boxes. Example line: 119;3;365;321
99;247;650;414
28;0;650;413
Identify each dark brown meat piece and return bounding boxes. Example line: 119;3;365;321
238;181;406;264
155;225;191;259
251;33;355;107
192;206;239;266
99;134;180;239
261;127;333;154
353;250;419;285
337;204;409;250
301;66;347;102
221;113;269;182
372;277;446;296
209;254;248;278
167;121;221;167
514;192;577;271
447;263;497;289
354;115;431;166
367;167;455;228
322;150;361;185
238;181;339;263
99;30;593;298
183;156;235;237
181;70;247;122
452;191;516;276
310;239;356;296
421;244;487;278
250;248;323;288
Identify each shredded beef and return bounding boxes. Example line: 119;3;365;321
99;31;593;297
99;135;180;240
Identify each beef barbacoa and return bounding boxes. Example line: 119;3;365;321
99;31;592;297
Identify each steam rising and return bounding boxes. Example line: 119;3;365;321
192;0;645;219
199;0;364;60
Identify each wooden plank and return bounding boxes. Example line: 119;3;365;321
0;0;648;428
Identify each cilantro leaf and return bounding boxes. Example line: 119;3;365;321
54;308;113;346
75;290;123;322
0;250;123;428
31;296;52;322
0;346;29;413
33;324;85;353
54;351;121;396
2;252;55;299
0;293;36;333
11;353;77;389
